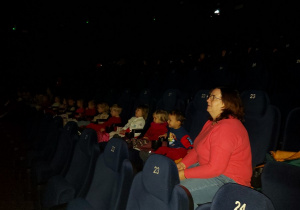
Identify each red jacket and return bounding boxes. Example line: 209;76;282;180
144;122;168;140
86;116;121;131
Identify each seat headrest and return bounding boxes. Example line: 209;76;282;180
241;90;270;117
193;90;209;110
211;183;274;210
64;121;78;134
142;154;180;203
78;128;99;156
104;137;129;172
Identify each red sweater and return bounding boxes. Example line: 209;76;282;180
144;122;168;140
182;117;252;187
86;116;121;131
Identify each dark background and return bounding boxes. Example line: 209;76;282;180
3;0;300;89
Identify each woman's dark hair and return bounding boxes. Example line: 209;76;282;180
210;87;244;122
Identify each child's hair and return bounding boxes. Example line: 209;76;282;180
76;99;85;108
110;104;122;114
153;110;168;122
136;104;149;120
97;102;110;113
88;100;95;108
169;110;186;125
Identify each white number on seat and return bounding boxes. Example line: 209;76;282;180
234;201;246;210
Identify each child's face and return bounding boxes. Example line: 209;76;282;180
68;99;74;106
88;102;95;109
111;109;119;117
153;114;162;123
97;106;104;113
77;100;83;108
135;108;143;118
167;114;181;129
54;97;60;103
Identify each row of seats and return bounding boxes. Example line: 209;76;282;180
20;100;300;210
28;119;300;210
109;87;298;167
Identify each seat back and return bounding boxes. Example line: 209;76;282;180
241;90;281;167
117;88;136;124
50;121;79;177
156;89;187;113
281;107;300;151
81;137;133;210
126;154;191;210
184;90;210;140
40;115;64;162
64;128;101;197
261;161;300;210
196;183;274;210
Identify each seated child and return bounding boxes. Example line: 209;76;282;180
77;100;97;127
58;97;67;114
84;100;97;121
132;109;168;150
154;110;193;161
65;97;76;116
74;98;85;120
91;102;110;124
86;104;122;142
110;104;149;139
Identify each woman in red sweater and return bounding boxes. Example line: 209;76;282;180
177;87;252;208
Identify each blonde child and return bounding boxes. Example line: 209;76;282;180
133;110;168;150
91;102;110;124
110;104;149;139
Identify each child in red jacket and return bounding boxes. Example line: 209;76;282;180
132;110;168;150
86;104;122;142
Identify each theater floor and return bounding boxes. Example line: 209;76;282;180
0;118;35;210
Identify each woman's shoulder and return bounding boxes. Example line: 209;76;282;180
216;118;246;132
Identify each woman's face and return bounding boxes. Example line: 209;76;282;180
206;88;224;120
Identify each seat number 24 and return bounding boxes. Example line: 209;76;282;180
234;201;246;210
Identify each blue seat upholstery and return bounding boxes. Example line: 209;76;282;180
31;121;79;185
67;137;133;210
196;183;274;210
27;115;63;168
261;161;300;210
42;128;100;208
281;107;300;151
184;89;210;140
241;90;281;167
126;154;192;210
156;89;187;113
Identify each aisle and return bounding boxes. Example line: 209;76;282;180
0;118;34;210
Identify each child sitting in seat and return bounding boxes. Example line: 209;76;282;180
86;104;122;142
91;102;110;124
133;110;168;150
74;98;85;120
77;100;97;127
84;100;97;121
110;104;149;139
155;110;193;161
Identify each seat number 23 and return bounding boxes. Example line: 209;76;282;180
234;201;246;210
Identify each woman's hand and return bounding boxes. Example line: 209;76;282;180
100;128;105;132
177;162;186;171
178;169;186;181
